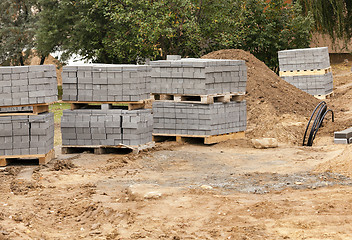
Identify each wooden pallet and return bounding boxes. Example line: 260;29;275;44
153;132;245;145
62;141;155;155
314;91;334;100
0;149;55;166
279;67;331;77
0;103;50;116
63;99;153;111
151;93;245;104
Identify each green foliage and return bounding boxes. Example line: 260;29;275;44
0;0;38;65
297;0;352;41
36;0;203;63
35;0;313;71
219;0;313;72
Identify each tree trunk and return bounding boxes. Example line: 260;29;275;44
40;56;46;65
19;55;24;66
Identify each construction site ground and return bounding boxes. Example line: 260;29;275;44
1;59;352;239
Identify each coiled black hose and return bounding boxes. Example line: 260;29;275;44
303;101;334;146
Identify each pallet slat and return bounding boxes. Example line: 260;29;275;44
63;99;153;111
62;142;155;154
152;93;245;104
279;67;331;77
314;92;334;100
0;104;50;116
153;132;245;144
0;149;55;166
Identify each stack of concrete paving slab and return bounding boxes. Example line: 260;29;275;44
0;65;58;106
278;47;333;96
62;64;151;102
153;102;246;136
151;56;247;139
150;57;247;95
0;65;57;159
61;64;153;147
0;113;55;158
61;108;153;146
0;113;54;156
334;127;352;144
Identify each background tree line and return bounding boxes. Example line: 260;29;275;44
0;0;351;71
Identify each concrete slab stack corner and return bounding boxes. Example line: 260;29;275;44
278;47;333;96
334;127;352;144
0;65;58;106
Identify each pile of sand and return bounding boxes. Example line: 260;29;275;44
202;49;320;144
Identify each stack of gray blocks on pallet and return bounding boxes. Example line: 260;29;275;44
151;55;247;136
61;108;153;146
0;113;54;156
0;65;58;106
334;127;352;144
150;56;247;95
153;102;246;135
62;64;151;102
0;65;57;156
61;64;153;146
278;47;333;96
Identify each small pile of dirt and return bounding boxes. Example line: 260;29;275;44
202;49;320;144
53;159;75;171
10;180;42;195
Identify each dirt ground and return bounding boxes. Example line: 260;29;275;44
0;59;352;239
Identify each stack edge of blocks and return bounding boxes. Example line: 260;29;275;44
153;101;246;136
278;47;333;96
0;113;54;156
334;127;352;144
151;56;248;137
0;65;58;106
61;64;153;147
0;65;57;157
62;64;151;102
61;109;153;146
150;58;247;95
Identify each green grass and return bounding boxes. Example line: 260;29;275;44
50;102;71;146
50;102;71;124
57;85;63;100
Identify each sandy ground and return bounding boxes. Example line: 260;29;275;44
0;63;352;239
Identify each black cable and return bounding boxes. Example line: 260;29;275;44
307;103;327;146
311;109;334;143
303;101;326;146
303;101;334;146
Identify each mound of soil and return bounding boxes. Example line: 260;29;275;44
202;49;320;144
315;146;352;178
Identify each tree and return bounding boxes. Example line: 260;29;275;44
0;0;38;66
36;0;202;64
297;0;352;41
35;0;313;71
219;0;313;72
